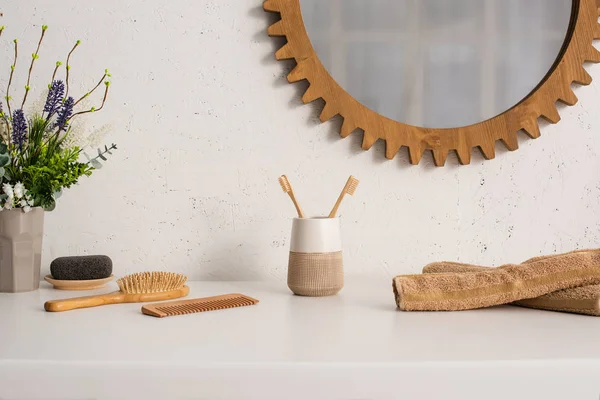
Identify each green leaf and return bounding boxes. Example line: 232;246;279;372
0;167;5;177
0;154;10;167
44;199;56;212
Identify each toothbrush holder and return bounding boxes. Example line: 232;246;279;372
287;217;344;296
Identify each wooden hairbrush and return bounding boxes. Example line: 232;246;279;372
44;272;189;312
142;293;259;318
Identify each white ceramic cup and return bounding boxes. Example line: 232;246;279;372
287;217;344;296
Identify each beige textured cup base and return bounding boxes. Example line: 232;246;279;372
288;251;344;296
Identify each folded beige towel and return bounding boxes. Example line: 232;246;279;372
423;250;600;316
392;250;600;311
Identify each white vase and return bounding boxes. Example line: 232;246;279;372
287;217;344;296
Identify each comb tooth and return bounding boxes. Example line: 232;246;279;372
228;298;244;308
208;300;223;310
167;305;183;315
178;304;191;313
222;299;238;309
219;301;232;310
185;305;198;313
172;306;184;315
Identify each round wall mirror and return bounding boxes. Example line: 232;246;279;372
264;0;600;165
299;0;571;129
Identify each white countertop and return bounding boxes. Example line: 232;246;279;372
1;279;600;399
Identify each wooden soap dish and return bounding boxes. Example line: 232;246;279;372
44;274;114;290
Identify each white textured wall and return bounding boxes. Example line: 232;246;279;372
2;0;600;281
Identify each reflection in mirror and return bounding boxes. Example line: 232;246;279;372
299;0;572;129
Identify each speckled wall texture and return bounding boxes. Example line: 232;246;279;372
2;1;599;280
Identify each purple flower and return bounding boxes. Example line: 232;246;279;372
11;109;27;150
43;80;65;118
55;96;74;132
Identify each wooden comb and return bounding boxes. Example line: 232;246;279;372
141;293;259;318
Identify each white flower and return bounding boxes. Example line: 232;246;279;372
4;199;13;210
13;182;24;199
23;206;31;213
20;199;28;207
2;183;13;198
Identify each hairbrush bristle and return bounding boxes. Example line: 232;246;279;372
279;175;291;193
346;176;359;195
117;272;187;294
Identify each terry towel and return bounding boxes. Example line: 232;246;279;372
423;250;600;316
392;250;600;311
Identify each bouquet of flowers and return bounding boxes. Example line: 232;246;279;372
0;25;116;212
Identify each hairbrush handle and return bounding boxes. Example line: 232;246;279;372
44;286;191;312
44;291;126;312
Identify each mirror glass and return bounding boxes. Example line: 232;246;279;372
299;0;572;129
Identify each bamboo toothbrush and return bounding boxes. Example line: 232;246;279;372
279;175;305;218
44;272;189;312
328;175;359;218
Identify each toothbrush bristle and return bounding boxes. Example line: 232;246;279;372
279;175;291;193
346;176;359;195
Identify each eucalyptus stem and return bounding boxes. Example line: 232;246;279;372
87;143;117;165
74;70;108;107
21;25;48;109
6;39;18;117
70;81;110;119
64;40;80;98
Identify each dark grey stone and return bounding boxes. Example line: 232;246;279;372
50;255;113;280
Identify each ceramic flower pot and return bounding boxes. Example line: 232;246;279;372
0;208;44;292
287;217;344;296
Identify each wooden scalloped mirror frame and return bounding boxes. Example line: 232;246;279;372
264;0;600;166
